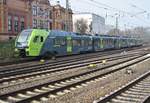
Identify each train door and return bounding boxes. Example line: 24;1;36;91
100;38;104;49
66;36;72;54
114;38;118;49
30;35;44;56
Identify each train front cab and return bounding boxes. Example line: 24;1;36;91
15;30;31;57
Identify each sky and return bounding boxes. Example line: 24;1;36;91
49;0;150;30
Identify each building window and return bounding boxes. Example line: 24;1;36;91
49;11;52;19
0;0;6;4
3;0;6;4
50;22;52;29
45;11;49;18
44;21;48;29
8;16;12;31
32;6;37;16
14;16;19;32
40;20;43;29
20;17;25;31
38;7;44;17
33;19;37;28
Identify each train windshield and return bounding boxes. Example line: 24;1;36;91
17;30;32;42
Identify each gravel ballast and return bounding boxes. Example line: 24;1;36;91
44;58;150;103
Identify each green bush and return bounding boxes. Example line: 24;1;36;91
0;39;16;58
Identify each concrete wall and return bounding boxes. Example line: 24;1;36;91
0;35;16;41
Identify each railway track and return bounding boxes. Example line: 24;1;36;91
0;48;124;68
0;52;144;89
0;45;148;71
0;53;141;95
0;49;129;73
95;70;150;103
0;58;36;67
0;51;142;80
0;53;149;103
0;47;141;66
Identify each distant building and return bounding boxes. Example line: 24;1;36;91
73;13;105;34
0;0;32;37
52;4;73;32
31;0;52;29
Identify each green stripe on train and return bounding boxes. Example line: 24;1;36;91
100;38;103;49
28;29;49;56
66;36;72;53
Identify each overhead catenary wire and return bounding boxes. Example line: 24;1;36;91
82;0;150;26
51;0;150;27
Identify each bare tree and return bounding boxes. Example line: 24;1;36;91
74;18;88;34
107;29;121;35
132;27;150;44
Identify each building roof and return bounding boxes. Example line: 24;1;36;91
38;0;49;4
52;4;73;14
20;0;50;5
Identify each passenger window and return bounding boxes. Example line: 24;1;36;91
54;38;66;46
54;39;59;45
41;36;44;42
33;36;39;43
61;39;66;46
73;39;78;46
81;40;84;46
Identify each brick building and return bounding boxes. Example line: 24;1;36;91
0;0;51;40
0;0;32;37
52;4;73;32
31;0;52;29
0;0;73;40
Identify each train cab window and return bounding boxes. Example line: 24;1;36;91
40;36;44;42
33;36;39;43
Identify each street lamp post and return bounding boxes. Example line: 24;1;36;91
115;13;120;35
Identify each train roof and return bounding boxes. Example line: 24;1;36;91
29;29;139;40
49;30;139;39
49;30;92;38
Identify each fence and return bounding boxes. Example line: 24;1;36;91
0;39;15;59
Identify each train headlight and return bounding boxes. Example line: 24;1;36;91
15;48;18;52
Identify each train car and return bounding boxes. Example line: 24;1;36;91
93;35;104;51
43;30;93;56
15;29;142;57
119;37;129;48
93;35;116;51
15;29;93;57
71;33;93;54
